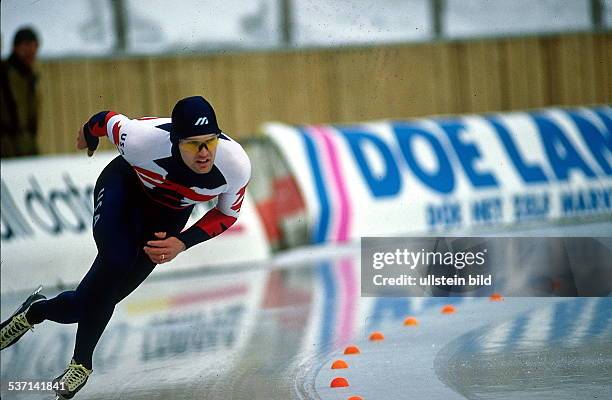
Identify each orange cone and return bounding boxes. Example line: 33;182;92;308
330;377;349;388
404;317;419;326
348;396;363;400
331;359;349;369
369;331;385;341
489;293;504;301
441;304;456;314
344;345;361;355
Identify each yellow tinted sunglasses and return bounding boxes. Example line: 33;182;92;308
179;135;220;154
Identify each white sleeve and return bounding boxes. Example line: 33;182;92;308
216;147;251;218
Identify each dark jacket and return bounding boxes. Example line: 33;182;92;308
0;53;40;158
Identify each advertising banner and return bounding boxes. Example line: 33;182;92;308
263;107;612;244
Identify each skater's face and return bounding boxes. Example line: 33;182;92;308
178;133;220;174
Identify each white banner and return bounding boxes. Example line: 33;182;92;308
263;106;612;244
0;152;269;293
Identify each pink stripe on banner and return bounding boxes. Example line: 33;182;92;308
309;126;352;242
309;125;357;347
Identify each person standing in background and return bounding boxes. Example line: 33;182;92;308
0;27;41;158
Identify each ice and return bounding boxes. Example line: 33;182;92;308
1;223;611;399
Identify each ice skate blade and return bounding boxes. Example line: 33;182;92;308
4;285;45;321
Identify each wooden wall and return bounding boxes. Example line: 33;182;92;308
36;32;611;155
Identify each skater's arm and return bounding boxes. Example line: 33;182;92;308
144;183;248;262
176;156;251;249
76;111;129;156
175;181;248;249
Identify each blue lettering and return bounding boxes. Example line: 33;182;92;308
438;120;498;188
472;197;503;224
393;123;455;193
487;117;548;183
576;193;586;211
339;128;401;198
592;188;611;210
513;193;550;222
561;187;612;215
561;193;573;214
426;202;462;228
533;115;596;181
594;108;612;132
567;111;612;175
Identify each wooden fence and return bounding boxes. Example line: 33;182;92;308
36;32;610;154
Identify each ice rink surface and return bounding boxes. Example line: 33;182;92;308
1;222;611;399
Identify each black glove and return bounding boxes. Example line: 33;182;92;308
83;123;99;157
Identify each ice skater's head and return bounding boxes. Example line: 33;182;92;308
171;96;221;174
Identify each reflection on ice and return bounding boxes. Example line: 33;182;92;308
1;246;610;399
437;298;612;400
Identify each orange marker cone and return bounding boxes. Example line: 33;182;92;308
344;345;361;355
441;304;456;314
369;331;385;341
489;293;504;301
330;377;350;388
404;316;419;326
331;359;349;369
348;396;363;400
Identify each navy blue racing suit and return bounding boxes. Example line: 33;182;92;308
26;112;251;368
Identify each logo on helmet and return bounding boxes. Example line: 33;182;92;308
194;117;209;126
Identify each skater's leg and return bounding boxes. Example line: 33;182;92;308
114;254;156;303
112;201;192;304
26;253;146;324
26;290;80;325
26;255;114;324
70;157;145;369
26;158;142;328
71;200;193;367
71;252;158;368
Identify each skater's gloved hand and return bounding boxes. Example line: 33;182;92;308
76;126;88;150
76;126;97;157
144;232;186;264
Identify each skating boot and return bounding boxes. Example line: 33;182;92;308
53;359;93;399
0;285;45;350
